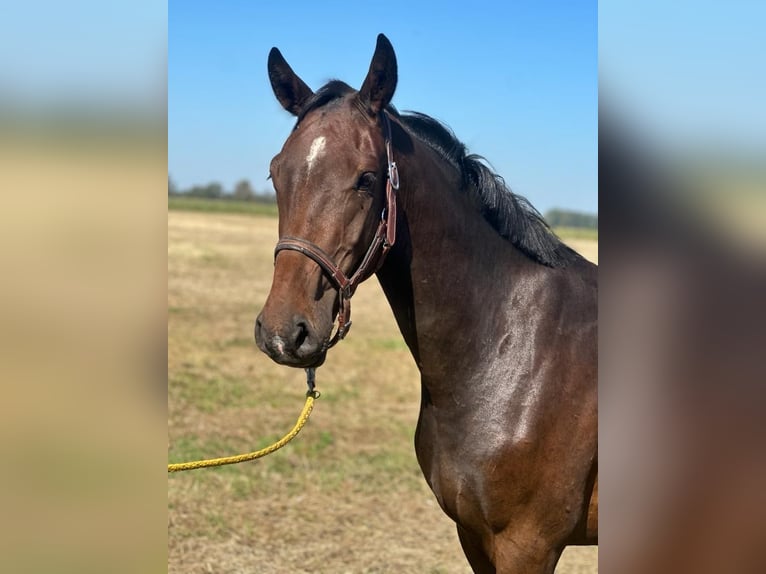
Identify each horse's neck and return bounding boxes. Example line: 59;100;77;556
375;143;533;389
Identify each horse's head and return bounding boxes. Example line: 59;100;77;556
255;34;398;368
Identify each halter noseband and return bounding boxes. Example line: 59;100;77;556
273;112;399;349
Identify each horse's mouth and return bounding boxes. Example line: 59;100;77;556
278;351;327;370
257;337;327;369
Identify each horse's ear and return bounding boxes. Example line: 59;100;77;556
358;34;397;117
268;47;314;116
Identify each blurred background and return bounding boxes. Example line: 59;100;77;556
1;0;764;572
599;2;766;573
0;1;167;572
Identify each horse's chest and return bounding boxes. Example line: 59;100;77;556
414;414;494;528
419;445;470;524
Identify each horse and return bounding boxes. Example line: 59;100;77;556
255;34;597;573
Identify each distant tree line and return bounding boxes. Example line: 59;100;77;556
544;208;598;229
168;175;276;203
169;176;596;226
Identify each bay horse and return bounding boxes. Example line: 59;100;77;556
255;34;597;573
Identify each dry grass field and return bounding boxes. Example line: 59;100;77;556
168;211;598;573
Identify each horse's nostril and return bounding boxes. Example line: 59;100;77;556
294;321;309;349
255;313;321;365
254;316;264;344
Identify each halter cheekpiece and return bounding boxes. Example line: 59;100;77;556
273;112;399;349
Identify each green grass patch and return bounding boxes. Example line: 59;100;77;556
170;371;252;414
317;386;360;404
347;450;423;492
199;249;230;266
169;196;278;217
220;336;255;349
553;226;598;241
292;430;335;456
369;337;408;351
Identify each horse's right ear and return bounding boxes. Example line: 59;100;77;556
358;34;397;117
268;48;314;116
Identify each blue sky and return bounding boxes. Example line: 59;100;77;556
1;0;165;110
599;1;766;156
169;1;597;214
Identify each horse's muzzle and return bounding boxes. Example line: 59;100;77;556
254;312;327;368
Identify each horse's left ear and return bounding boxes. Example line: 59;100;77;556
359;34;398;116
268;47;314;116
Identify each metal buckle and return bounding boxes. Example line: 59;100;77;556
388;161;399;190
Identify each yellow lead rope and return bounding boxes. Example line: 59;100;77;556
168;391;319;472
168;389;320;473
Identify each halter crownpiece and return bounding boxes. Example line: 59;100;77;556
274;112;399;349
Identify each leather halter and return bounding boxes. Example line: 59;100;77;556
274;112;399;349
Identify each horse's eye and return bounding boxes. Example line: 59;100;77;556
355;172;376;192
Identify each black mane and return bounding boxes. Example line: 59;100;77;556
398;112;580;268
296;83;581;268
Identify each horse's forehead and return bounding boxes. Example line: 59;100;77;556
282;108;372;165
